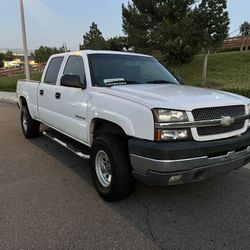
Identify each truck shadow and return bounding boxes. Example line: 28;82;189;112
30;134;250;250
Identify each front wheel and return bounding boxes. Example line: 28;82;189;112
90;135;135;201
21;106;40;138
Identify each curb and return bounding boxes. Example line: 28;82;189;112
0;92;17;103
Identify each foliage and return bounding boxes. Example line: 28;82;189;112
34;46;65;63
240;21;250;36
4;50;14;61
162;37;193;69
122;0;198;66
106;36;127;51
80;22;107;50
193;0;230;52
122;0;229;70
80;22;127;51
0;53;4;68
192;0;229;85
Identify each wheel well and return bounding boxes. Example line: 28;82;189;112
19;97;32;117
20;96;28;108
91;119;127;144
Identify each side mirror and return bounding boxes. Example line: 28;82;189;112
175;76;184;85
60;74;86;89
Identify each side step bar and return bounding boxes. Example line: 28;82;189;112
43;129;90;160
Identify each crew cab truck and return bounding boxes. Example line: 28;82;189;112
17;50;250;201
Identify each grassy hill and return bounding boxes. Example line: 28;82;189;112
180;50;250;96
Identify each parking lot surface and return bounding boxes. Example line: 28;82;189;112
0;101;250;250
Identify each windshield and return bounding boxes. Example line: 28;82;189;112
88;54;179;87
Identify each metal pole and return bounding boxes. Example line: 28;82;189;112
19;0;30;80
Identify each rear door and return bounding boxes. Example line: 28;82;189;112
38;56;64;127
53;55;89;142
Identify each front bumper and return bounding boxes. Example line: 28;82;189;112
128;130;250;185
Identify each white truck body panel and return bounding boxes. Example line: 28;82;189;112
16;80;39;118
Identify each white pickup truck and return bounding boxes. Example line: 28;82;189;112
17;50;250;201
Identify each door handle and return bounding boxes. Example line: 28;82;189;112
55;92;61;99
39;89;44;96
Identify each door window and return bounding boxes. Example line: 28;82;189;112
63;56;86;83
44;57;64;84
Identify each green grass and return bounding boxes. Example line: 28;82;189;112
0;72;42;92
180;51;250;95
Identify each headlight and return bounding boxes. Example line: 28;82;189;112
153;109;188;123
153;109;190;141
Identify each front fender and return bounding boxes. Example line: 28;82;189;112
87;92;154;144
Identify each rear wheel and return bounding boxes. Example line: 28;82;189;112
21;106;40;138
90;135;135;201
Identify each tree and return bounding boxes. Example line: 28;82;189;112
34;46;64;63
193;0;230;86
4;50;14;61
80;22;107;50
122;0;198;70
0;53;5;68
163;37;193;73
107;36;127;51
240;21;250;36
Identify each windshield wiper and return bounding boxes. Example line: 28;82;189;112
146;80;177;84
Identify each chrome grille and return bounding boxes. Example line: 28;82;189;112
192;105;246;137
192;105;245;121
197;122;245;136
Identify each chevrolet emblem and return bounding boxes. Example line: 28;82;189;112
221;116;234;127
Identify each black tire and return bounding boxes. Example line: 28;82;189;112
90;135;135;201
21;106;40;138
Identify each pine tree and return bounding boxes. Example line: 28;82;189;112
240;21;250;36
122;0;197;69
80;22;107;50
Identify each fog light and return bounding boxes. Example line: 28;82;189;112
169;175;183;183
161;129;188;140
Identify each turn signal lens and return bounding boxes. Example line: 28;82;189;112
155;129;189;141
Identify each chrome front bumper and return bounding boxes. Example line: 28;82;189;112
130;146;250;174
128;132;250;185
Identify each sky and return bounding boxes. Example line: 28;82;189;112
0;0;249;51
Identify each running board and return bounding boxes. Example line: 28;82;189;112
43;129;90;160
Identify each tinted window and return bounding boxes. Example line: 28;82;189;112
44;57;63;84
63;56;86;83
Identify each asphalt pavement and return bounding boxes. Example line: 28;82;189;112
0;101;250;250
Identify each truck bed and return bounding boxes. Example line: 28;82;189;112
16;79;40;119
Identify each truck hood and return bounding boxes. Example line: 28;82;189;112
95;84;249;111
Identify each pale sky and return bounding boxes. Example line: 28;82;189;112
0;0;249;51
